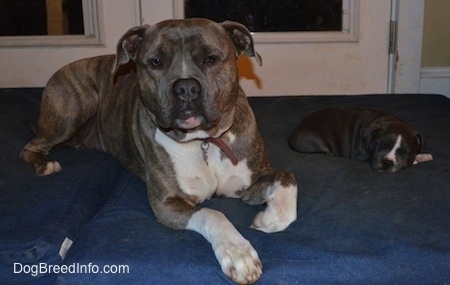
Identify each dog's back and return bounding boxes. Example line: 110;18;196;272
288;107;376;159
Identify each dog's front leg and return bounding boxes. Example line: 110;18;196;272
187;208;262;284
145;172;262;284
242;170;298;233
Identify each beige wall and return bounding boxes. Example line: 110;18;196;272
421;0;450;67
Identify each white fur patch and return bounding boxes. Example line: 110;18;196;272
155;129;252;202
414;153;433;164
186;208;262;284
181;56;189;78
181;129;210;142
43;161;62;175
251;182;297;233
384;134;402;164
227;132;236;144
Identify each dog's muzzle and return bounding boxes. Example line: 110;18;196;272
372;158;395;172
370;155;405;173
172;78;204;130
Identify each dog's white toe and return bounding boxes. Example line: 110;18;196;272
215;238;262;284
41;161;62;176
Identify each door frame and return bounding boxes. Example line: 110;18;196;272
154;0;393;96
0;0;425;95
394;0;424;93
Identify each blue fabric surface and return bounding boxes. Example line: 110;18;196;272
60;94;450;284
1;89;449;284
58;169;450;284
0;90;122;284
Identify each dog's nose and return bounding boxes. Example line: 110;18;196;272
172;79;201;102
381;159;394;170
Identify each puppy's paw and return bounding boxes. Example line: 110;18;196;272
251;183;297;233
413;153;433;164
215;237;262;284
36;161;62;176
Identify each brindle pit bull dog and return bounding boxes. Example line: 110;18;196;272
21;18;298;284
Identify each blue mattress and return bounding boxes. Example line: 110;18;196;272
1;88;449;284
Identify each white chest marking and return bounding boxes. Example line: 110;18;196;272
384;134;402;163
155;129;252;203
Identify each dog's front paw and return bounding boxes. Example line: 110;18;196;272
187;209;262;284
214;238;262;284
251;183;297;233
414;153;433;164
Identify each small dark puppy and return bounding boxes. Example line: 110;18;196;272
288;107;433;173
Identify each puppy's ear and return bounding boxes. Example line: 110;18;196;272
361;123;382;147
415;131;425;153
219;21;262;66
112;25;150;73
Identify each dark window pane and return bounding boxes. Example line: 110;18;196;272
184;0;342;32
66;0;85;35
0;0;84;36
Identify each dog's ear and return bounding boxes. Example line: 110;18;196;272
219;21;262;66
361;123;383;147
415;131;425;153
112;25;150;73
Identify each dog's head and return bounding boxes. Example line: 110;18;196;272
112;18;261;142
364;121;424;173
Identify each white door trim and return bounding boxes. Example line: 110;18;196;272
394;0;425;93
387;0;399;93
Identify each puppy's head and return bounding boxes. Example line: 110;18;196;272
365;122;424;173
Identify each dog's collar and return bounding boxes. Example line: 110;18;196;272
201;137;238;166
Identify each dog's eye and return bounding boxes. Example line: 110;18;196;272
204;55;218;66
150;58;164;69
397;148;406;155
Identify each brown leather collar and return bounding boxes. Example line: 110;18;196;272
202;137;238;166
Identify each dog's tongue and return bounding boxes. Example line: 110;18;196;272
180;116;201;129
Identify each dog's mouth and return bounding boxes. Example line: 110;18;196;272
169;109;220;133
156;105;234;143
155;104;221;133
371;158;397;173
176;110;203;130
179;116;202;130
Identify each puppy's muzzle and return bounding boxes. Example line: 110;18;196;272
380;158;394;171
371;157;399;173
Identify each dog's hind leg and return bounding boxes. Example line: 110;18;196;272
21;136;64;176
241;169;298;233
20;78;99;176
